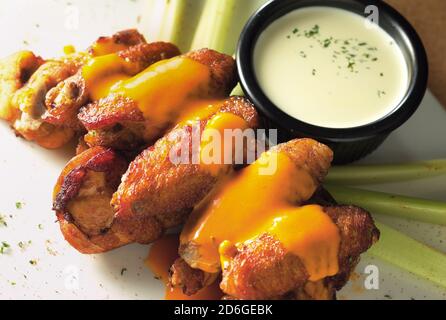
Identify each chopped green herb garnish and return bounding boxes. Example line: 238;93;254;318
378;90;386;98
29;259;37;266
312;69;316;76
0;215;7;227
299;51;307;58
380;72;384;77
38;224;43;230
358;42;367;46
1;241;10;254
347;61;355;72
323;38;332;48
292;28;299;34
304;24;319;38
15;202;23;209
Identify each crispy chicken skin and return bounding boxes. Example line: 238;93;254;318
110;97;259;246
78;48;237;150
43;42;181;129
0;51;43;122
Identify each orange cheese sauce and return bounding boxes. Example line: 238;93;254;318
111;57;211;122
146;235;224;300
81;54;135;101
200;113;250;176
181;151;340;281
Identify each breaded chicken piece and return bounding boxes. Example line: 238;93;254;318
78;48;237;151
43;42;181;129
0;51;43;122
54;97;259;253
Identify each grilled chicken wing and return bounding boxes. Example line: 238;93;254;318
78;48;237;151
43;42;180;130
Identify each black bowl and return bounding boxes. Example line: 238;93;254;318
237;0;428;164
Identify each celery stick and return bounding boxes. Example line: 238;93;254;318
326;159;446;185
325;185;446;225
368;222;446;288
191;0;237;54
142;0;206;52
158;0;187;46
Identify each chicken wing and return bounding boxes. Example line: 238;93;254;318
170;139;379;300
54;96;259;253
53;146;138;253
78;48;237;151
0;51;43;122
12;55;85;148
43;42;180;130
219;206;379;300
0;29;147;149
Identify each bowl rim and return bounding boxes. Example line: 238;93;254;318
237;0;429;141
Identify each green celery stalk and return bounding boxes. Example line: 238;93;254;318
368;222;446;288
142;0;206;52
191;0;237;54
326;185;446;225
326;159;446;185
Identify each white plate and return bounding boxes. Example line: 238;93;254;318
0;0;445;300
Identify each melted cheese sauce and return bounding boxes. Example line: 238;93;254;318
254;6;409;128
181;151;340;280
111;57;211;122
145;235;224;300
81;54;135;101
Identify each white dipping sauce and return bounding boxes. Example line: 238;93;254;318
254;6;409;128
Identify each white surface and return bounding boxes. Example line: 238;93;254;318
0;0;445;300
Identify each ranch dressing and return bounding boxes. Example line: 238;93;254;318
254;6;409;128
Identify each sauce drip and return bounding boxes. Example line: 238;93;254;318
146;235;223;300
181;150;340;281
